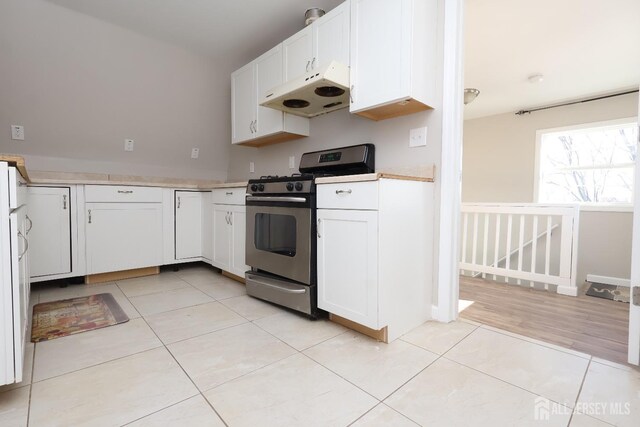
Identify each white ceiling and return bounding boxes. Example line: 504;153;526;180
47;0;640;120
46;0;344;68
464;0;640;119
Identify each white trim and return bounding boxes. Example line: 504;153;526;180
436;0;464;323
586;274;630;288
431;304;439;320
534;117;638;205
628;88;640;366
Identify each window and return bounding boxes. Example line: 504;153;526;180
535;118;638;208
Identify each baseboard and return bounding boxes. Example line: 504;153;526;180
557;285;579;297
329;314;388;343
222;270;246;284
85;266;159;284
586;274;630;288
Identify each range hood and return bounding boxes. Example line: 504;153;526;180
260;61;350;118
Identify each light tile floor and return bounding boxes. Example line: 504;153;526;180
0;264;638;426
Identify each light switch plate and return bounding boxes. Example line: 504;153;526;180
289;156;295;169
124;139;134;151
409;127;427;147
11;125;24;141
249;161;255;173
191;148;199;159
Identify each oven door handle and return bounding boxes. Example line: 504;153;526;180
246;196;307;203
247;276;307;294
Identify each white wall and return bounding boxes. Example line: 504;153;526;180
462;92;639;285
0;0;230;181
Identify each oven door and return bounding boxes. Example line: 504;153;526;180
246;200;311;285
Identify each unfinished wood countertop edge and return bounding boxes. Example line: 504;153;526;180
315;172;435;184
0;154;30;182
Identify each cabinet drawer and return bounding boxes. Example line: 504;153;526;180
85;185;163;203
211;188;246;205
317;181;378;210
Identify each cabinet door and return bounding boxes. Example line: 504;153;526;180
229;205;248;278
8;209;28;383
212;204;231;271
201;193;212;261
231;61;256;144
313;1;350;70
317;209;379;329
283;25;313;81
28;187;72;277
85;203;163;275
350;0;409;112
255;44;284;138
175;191;202;260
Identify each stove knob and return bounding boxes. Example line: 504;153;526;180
286;182;294;191
295;182;304;191
250;184;258;192
258;184;265;192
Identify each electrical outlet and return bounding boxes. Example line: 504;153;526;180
249;162;255;173
289;156;295;169
191;148;199;159
409;127;427;147
11;125;24;141
124;139;134;152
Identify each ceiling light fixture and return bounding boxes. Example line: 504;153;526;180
527;74;544;84
464;88;480;105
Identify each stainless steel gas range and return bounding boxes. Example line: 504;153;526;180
245;144;375;317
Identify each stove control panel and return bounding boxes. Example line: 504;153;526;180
247;180;313;195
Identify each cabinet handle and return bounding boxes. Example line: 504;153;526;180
253;120;257;133
226;192;233;196
317;218;321;238
229;212;233;226
88;209;92;224
25;215;33;234
117;190;133;194
18;230;28;261
63;194;67;210
335;189;352;195
311;57;316;69
225;212;229;225
350;85;354;103
306;60;311;72
249;121;253;133
177;196;181;209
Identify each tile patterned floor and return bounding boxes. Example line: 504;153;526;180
0;264;638;426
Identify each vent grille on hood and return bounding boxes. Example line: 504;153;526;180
260;61;350;118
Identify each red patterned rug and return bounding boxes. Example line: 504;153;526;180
31;293;129;342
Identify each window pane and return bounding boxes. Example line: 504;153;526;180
539;167;634;204
538;121;637;205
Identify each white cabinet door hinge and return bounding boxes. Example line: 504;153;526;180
633;286;640;306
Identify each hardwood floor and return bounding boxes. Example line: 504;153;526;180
459;276;630;364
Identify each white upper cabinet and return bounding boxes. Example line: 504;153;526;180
283;1;351;81
313;1;350;71
231;62;256;145
231;44;309;147
283;26;314;81
350;0;438;120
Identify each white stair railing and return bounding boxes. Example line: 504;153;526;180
459;203;580;296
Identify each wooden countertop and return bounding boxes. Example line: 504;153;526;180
0;154;30;181
1;155;247;189
315;166;435;185
29;171;246;189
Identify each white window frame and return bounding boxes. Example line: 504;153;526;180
534;117;638;212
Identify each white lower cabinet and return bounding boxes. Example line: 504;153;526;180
85;203;163;275
1;162;30;386
317;209;379;328
28;187;72;278
317;178;434;342
211;188;248;278
175;191;203;260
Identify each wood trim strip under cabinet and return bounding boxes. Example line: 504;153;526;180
329;313;388;343
85;266;159;284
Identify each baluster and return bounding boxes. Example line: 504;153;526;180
545;215;552;290
505;214;513;282
472;213;479;276
461;212;469;275
516;215;525;285
482;213;489;278
493;214;501;281
530;215;538;287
